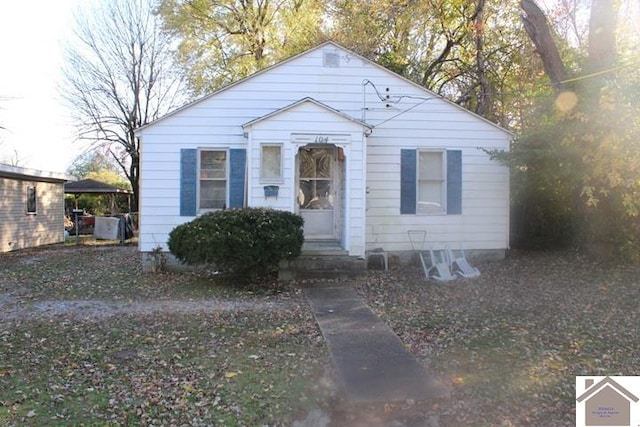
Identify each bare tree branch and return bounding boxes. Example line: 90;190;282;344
62;0;186;211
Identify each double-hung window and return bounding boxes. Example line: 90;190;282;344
199;150;227;210
181;148;246;216
417;150;446;214
401;148;462;215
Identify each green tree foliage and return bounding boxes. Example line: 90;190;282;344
66;151;132;215
509;0;640;258
67;151;123;180
158;0;541;127
157;0;327;96
168;208;304;279
506;77;640;256
326;0;536;126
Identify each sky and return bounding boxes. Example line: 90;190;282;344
0;0;81;173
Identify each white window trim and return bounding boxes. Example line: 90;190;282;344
417;149;447;215
197;148;229;212
260;143;284;183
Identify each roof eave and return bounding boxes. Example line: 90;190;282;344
136;40;513;138
242;97;372;130
0;163;70;183
137;41;340;135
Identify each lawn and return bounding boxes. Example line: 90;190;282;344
0;245;332;426
356;250;640;426
1;245;639;426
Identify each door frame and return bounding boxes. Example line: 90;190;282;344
296;144;342;241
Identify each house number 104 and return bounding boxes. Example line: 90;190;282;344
314;135;329;143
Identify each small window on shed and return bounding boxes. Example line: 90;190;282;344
26;186;37;214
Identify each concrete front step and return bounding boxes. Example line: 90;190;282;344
279;254;366;281
302;240;345;254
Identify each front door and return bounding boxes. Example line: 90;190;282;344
297;146;339;240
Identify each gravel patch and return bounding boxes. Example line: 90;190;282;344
0;244;301;321
1;295;296;321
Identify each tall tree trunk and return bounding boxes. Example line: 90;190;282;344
520;0;568;93
581;0;620;248
585;0;619;89
475;0;491;116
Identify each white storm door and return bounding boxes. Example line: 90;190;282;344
298;146;338;239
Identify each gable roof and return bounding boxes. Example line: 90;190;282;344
576;376;639;403
137;41;511;136
242;97;372;130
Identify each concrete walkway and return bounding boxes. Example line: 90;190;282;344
303;283;448;403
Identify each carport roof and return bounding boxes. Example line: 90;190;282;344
64;178;132;194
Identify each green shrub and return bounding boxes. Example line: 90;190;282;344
168;208;304;278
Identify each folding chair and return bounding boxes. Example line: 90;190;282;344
408;230;429;279
428;247;457;281
447;243;480;278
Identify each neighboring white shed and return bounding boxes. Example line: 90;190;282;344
136;41;511;267
0;163;68;252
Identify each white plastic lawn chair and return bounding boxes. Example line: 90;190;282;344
428;247;457;282
447;244;481;278
408;230;430;279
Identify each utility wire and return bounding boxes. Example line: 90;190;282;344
560;61;639;84
374;99;430;128
363;79;434;104
362;79;434;128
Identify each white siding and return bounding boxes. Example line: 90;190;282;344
366;138;509;251
244;101;367;256
137;42;510;255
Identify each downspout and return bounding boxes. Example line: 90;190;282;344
361;79;371;259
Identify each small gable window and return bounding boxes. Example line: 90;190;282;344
199;150;227;210
261;144;282;181
26;185;37;214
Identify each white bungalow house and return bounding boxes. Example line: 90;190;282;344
136;42;511;270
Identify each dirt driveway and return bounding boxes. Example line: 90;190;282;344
0;245;300;321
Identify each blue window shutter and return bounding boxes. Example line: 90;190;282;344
447;150;462;215
180;149;197;216
400;149;417;214
229;148;246;208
